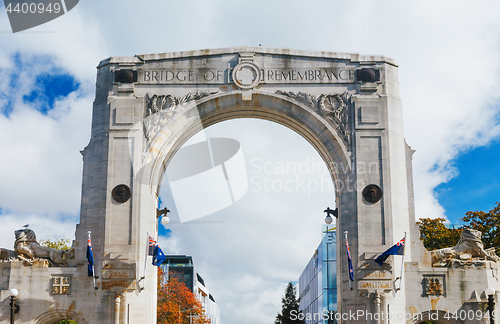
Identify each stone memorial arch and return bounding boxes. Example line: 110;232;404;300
1;47;499;324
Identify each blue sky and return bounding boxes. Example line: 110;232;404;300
436;138;500;223
1;1;500;323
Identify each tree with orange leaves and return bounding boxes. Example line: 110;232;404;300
157;268;211;324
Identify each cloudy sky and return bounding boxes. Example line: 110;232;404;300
1;1;500;323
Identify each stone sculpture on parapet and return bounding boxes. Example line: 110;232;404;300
431;228;500;267
0;228;75;267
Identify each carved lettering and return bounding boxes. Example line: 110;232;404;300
267;70;274;80
362;271;391;279
102;280;135;290
166;71;174;81
339;69;349;80
176;71;186;81
139;68;355;84
358;280;393;289
152;71;159;81
297;70;306;80
204;70;215;81
102;269;135;279
216;70;224;81
330;70;338;80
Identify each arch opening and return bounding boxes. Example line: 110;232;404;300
156;116;341;324
145;92;352;199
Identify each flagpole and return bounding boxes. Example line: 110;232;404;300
397;231;407;292
140;231;149;290
88;231;96;289
344;231;352;290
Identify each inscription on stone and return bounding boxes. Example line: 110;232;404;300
102;280;136;290
362;270;391;279
138;67;355;85
358;280;393;289
102;269;135;280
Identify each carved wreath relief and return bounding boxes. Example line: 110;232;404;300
275;91;351;143
143;90;218;141
142;89;351;145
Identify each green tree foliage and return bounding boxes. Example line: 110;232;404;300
39;238;71;250
418;202;500;255
275;282;305;324
417;218;461;250
461;202;500;252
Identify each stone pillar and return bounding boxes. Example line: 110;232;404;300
114;292;121;324
374;292;381;324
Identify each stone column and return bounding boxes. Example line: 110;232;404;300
114;292;121;324
374;292;381;324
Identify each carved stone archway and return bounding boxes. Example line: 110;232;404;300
71;47;413;323
32;310;89;324
145;90;352;197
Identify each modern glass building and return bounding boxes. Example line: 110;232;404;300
160;255;220;324
299;225;337;324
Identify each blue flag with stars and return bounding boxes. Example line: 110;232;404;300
375;237;405;265
345;234;354;282
86;233;94;277
152;244;166;266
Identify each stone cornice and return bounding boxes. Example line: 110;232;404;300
97;46;397;68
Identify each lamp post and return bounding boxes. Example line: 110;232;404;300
486;287;495;324
324;207;338;224
157;207;170;226
9;288;19;324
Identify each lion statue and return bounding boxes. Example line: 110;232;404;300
14;228;74;266
431;228;500;266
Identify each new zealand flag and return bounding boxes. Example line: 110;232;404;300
152;244;166;267
86;233;94;277
375;237;405;266
346;235;354;282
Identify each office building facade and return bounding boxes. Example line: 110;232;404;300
299;226;337;324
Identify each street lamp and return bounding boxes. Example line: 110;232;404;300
9;288;19;324
324;207;338;224
157;207;170;226
486;287;495;324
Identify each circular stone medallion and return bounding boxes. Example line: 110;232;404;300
362;184;383;203
232;62;261;89
112;184;131;203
